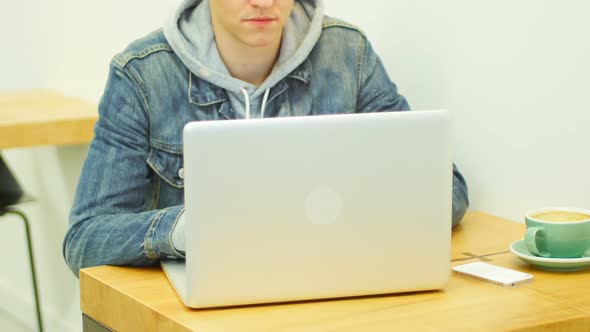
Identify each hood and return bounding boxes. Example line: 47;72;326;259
164;0;324;118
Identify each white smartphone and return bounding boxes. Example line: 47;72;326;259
452;262;534;287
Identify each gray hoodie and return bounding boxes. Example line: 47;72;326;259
164;0;325;119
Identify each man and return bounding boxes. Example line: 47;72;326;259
63;0;469;276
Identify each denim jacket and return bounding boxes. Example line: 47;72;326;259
63;18;469;276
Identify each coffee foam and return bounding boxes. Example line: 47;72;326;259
532;211;590;222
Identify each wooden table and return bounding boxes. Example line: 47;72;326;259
0;90;97;149
79;212;590;331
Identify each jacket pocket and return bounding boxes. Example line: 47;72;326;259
146;144;184;188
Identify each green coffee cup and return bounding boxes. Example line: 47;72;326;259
525;207;590;258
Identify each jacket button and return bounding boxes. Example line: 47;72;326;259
178;168;184;179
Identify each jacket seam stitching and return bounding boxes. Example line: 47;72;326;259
150;140;183;154
188;71;227;106
144;208;168;259
266;82;289;106
187;70;192;105
357;35;367;95
286;75;308;84
322;22;366;37
146;151;184;189
113;44;173;68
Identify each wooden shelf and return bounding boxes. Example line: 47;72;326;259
0;89;98;149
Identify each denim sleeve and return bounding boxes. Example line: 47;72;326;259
63;62;185;277
451;164;470;227
356;37;469;227
355;37;410;113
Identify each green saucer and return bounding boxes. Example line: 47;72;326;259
510;240;590;272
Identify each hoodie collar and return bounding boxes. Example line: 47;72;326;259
189;58;313;106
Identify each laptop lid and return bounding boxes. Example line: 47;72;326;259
173;110;452;308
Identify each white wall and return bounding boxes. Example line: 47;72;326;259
325;0;590;218
1;0;589;331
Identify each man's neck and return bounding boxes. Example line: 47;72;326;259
215;35;282;87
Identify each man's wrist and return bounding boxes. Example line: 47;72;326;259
171;210;186;253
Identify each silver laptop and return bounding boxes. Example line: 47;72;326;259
162;110;452;309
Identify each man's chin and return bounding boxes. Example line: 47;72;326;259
242;34;281;49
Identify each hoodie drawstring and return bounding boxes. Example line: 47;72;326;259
241;88;251;119
241;88;271;119
260;88;271;119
